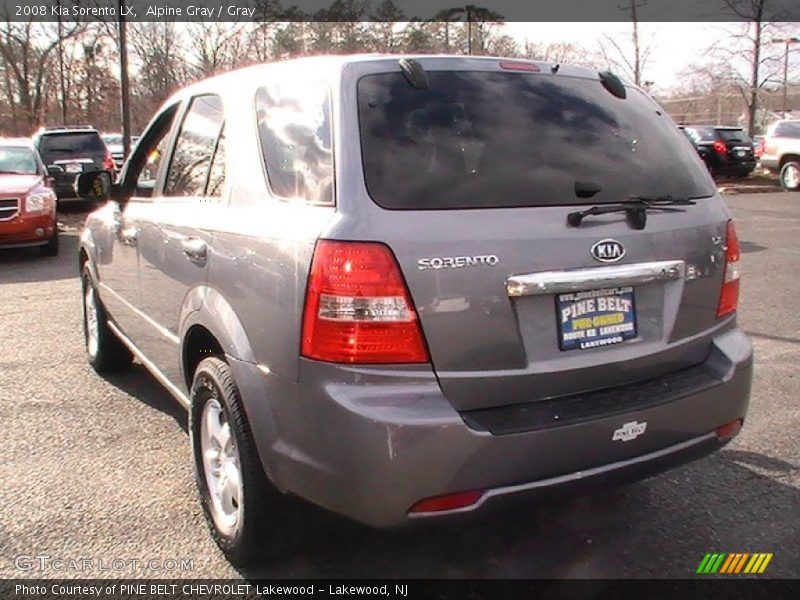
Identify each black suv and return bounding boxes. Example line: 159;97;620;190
680;125;756;178
34;127;113;199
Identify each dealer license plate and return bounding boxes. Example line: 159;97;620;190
557;286;637;351
65;163;83;173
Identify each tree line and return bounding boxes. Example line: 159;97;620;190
0;0;796;136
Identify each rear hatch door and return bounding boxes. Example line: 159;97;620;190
354;64;729;412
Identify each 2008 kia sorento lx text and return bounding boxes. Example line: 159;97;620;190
76;55;753;565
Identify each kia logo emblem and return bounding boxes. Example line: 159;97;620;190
591;239;626;262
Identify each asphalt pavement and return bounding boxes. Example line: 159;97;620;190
0;194;797;579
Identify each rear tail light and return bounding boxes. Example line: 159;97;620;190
409;490;484;514
301;240;429;364
103;152;115;171
717;221;741;317
713;140;727;156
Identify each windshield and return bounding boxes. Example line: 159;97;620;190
0;146;38;175
358;71;713;210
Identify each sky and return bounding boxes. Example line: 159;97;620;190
503;22;736;92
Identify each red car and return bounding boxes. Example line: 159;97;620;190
0;138;59;256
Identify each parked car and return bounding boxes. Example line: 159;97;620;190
102;132;140;171
753;134;765;159
681;125;756;178
759;119;800;190
76;56;752;565
34;126;115;200
0;138;58;256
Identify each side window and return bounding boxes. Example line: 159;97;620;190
123;103;179;198
164;95;225;198
137;133;172;191
255;81;333;205
205;127;226;198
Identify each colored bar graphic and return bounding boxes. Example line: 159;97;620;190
699;552;773;574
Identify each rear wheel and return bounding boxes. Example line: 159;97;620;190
190;357;273;566
779;161;800;191
81;263;132;372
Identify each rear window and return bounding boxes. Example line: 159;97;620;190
717;128;751;143
685;126;716;142
358;71;713;210
774;121;800;138
38;132;105;154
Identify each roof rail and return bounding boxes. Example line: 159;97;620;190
41;125;96;131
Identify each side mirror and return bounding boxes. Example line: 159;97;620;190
47;165;64;177
76;170;112;201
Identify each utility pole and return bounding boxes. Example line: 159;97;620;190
118;0;132;158
56;0;67;125
466;5;474;55
771;37;800;118
619;0;647;87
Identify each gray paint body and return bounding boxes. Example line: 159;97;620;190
80;56;753;527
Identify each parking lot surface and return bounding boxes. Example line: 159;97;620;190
1;194;798;579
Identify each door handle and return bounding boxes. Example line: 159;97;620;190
181;238;208;262
120;225;139;246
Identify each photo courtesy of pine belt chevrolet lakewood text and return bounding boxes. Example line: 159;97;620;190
74;55;752;566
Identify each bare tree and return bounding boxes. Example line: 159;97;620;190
371;1;406;53
0;16;82;132
186;22;246;77
129;22;189;108
715;0;793;135
597;22;656;86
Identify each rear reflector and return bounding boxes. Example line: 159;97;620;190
301;240;429;364
409;490;484;514
717;221;741;317
716;419;743;441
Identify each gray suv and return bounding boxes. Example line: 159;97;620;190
77;56;753;565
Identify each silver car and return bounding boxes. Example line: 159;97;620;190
77;55;753;565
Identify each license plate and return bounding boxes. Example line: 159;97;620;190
65;163;83;173
556;287;637;351
736;149;746;157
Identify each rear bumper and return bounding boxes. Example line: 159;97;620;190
232;327;752;528
0;212;56;248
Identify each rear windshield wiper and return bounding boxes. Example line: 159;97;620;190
567;196;697;230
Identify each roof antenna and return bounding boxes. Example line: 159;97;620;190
551;63;560;74
399;59;429;91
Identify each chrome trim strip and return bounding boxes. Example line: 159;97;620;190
107;320;190;410
506;260;685;297
409;432;716;518
99;282;180;345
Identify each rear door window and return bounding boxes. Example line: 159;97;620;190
255;81;333;205
164;95;225;198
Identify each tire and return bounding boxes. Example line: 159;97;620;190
40;230;59;257
779;161;800;191
81;263;133;372
190;357;273;566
